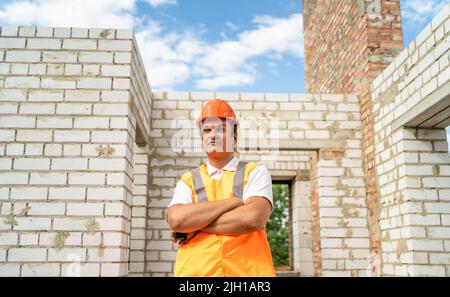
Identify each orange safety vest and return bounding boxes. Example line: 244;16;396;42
174;161;275;277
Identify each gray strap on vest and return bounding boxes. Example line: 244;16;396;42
191;166;208;202
233;161;248;199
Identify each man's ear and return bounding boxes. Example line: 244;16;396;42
233;128;238;152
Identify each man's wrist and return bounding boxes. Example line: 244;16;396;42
202;223;215;233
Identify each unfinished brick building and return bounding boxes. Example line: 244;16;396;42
0;0;449;276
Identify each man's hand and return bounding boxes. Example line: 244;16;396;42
167;197;244;233
171;231;200;245
202;196;272;236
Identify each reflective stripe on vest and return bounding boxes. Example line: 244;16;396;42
232;161;248;199
191;161;248;201
191;167;207;202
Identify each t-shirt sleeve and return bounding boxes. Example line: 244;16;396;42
242;165;273;210
168;180;193;208
166;180;193;222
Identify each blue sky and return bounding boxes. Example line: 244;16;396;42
134;0;303;92
0;0;449;144
0;0;448;93
0;0;446;93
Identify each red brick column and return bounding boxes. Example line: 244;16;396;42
303;0;403;275
309;151;322;276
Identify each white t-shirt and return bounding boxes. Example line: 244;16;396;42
167;157;273;209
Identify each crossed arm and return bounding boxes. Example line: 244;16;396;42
167;196;272;236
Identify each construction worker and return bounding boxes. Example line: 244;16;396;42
166;99;276;277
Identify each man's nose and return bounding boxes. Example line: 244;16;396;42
208;130;216;142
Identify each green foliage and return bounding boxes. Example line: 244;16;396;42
267;184;289;267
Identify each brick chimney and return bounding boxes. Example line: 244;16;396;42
302;0;404;271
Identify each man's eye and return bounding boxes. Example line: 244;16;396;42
203;129;211;133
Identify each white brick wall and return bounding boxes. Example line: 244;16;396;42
1;16;447;277
98;40;132;51
68;173;105;185
0;25;150;276
77;77;111;89
8;248;47;261
87;187;126;201
79;52;113;63
6;50;40;62
27;203;66;215
67;203;104;216
22;264;61;276
372;4;450;276
0;233;18;245
15;217;52;230
28;90;64;102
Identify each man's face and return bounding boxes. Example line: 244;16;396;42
200;118;236;155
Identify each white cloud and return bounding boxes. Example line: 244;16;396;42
135;24;206;89
0;0;136;28
135;13;303;90
268;61;280;76
192;13;303;89
144;0;177;7
0;0;304;90
242;14;303;58
225;21;239;32
401;0;448;26
196;72;256;90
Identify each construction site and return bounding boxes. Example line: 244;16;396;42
0;0;449;276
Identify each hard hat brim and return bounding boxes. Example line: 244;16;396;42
196;117;239;128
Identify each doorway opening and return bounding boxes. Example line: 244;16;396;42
267;182;292;271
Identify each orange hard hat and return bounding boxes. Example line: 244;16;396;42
196;99;239;127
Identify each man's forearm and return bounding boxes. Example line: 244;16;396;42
202;206;260;236
202;197;272;236
168;198;242;233
201;209;251;236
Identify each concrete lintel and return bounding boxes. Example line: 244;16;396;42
252;139;345;151
270;170;298;181
131;103;149;146
269;169;310;181
295;169;311;181
392;81;450;130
